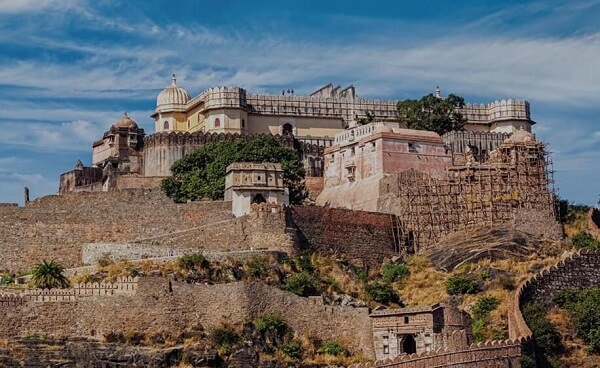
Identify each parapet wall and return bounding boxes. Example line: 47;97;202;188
459;99;530;125
514;249;600;311
0;276;137;306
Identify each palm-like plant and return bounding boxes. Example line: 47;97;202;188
30;259;70;289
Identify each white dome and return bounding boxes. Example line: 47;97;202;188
156;74;190;108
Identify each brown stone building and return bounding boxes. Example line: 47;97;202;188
370;303;472;361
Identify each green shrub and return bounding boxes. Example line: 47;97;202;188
519;356;536;368
177;253;209;271
364;282;398;304
570;231;600;250
281;342;301;359
254;315;288;337
472;318;486;342
522;303;562;355
0;273;13;285
445;274;481;295
245;256;268;278
281;272;318;297
382;263;409;283
471;295;501;319
554;287;600;352
317;341;344;356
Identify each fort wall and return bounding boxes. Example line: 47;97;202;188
0;279;374;358
0;190;232;272
290;206;398;266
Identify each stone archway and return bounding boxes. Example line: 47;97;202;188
252;193;266;204
401;335;416;354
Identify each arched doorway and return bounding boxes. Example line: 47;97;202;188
282;123;294;137
401;335;416;354
252;193;266;204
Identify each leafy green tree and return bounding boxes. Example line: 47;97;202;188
397;93;467;135
30;260;70;289
570;231;600;250
364;281;399;304
162;135;306;204
382;263;409;283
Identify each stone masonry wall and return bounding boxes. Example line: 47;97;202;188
290;206;397;267
0;278;374;359
0;190;232;272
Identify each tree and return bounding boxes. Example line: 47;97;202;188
397;93;467;135
162;135;306;204
30;259;70;289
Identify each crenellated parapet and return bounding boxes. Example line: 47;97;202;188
459;99;531;125
0;276;138;306
348;338;524;368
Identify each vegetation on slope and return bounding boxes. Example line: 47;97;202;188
161;135;306;204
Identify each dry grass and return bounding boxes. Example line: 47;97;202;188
547;308;600;368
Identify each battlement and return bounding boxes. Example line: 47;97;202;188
0;276;138;306
459;99;531;125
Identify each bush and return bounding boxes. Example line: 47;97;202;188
365;282;398;304
554;287;600;352
471;295;501;319
519;356;536;368
0;273;13;285
382;263;409;283
522;303;562;355
245;256;268;278
588;328;600;353
254;315;288;337
177;253;209;271
317;341;344;356
445;274;481;295
281;272;318;297
281;342;301;359
570;231;600;250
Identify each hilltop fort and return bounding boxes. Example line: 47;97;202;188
1;78;593;368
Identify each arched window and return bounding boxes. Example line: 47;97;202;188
163;121;169;130
214;117;221;127
242;119;245;128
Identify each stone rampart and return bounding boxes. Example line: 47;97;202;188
0;278;374;358
514;249;600;312
0;190;232;272
290;206;397;266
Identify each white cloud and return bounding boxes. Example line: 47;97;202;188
0;0;64;14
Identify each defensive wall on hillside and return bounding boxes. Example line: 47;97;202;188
0;278;374;358
290;206;398;266
0;190;233;272
349;250;600;368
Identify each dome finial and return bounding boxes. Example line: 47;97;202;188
171;74;177;86
123;112;128;117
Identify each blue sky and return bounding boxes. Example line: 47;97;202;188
0;0;598;205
